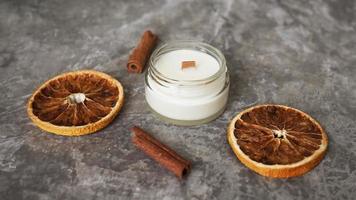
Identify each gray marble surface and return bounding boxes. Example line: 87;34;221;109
1;0;356;199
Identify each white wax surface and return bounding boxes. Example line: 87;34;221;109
146;84;229;121
155;49;220;81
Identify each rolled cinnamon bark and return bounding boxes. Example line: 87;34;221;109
131;126;191;178
127;31;158;73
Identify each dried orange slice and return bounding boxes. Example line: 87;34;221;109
27;70;124;136
227;104;328;178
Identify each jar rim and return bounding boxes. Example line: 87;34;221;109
148;40;227;86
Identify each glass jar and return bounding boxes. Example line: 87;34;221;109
145;41;230;126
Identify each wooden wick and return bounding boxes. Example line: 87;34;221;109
181;61;196;70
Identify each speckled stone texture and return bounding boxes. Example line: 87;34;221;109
0;0;355;199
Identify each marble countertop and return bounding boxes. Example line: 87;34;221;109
1;0;355;199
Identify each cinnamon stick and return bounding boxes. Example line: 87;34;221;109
131;126;191;178
127;30;158;73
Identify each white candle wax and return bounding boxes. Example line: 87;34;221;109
155;49;220;81
145;42;229;125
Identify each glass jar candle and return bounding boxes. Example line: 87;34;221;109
145;41;230;126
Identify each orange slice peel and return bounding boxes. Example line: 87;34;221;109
27;70;124;136
227;104;328;178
